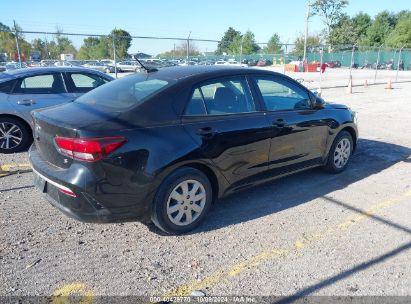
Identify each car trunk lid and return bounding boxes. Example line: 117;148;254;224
32;102;125;168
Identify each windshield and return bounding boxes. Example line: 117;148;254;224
75;74;174;111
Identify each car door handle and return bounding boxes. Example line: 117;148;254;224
17;99;36;105
272;119;286;127
196;127;216;137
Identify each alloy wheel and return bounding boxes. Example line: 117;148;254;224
0;122;23;150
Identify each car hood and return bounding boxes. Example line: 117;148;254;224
325;102;349;110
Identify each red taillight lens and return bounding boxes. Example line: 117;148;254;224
55;136;127;162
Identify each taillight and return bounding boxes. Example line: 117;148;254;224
55;136;127;162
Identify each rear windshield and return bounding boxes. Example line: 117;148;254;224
75;74;173;110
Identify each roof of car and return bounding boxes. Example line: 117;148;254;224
151;65;274;81
0;67;111;81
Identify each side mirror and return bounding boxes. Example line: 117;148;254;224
309;92;325;109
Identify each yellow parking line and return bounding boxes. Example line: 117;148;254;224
0;163;32;171
0;163;32;177
52;282;94;304
164;190;411;296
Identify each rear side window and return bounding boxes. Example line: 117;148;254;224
67;73;110;93
185;77;255;116
0;80;15;93
13;73;66;94
75;74;172;110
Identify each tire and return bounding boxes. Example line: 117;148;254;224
151;167;213;235
323;130;353;173
0;117;32;154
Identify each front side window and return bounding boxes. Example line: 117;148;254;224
185;77;255;116
254;76;311;111
14;73;66;94
67;73;109;93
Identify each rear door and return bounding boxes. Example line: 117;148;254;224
64;71;111;98
251;75;329;172
7;72;74;122
182;76;272;186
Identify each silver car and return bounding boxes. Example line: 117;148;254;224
116;60;143;72
0;67;114;153
83;62;114;73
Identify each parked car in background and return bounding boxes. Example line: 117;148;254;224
29;66;357;234
40;60;58;67
100;59;115;65
116;60;143;72
256;59;272;67
83;61;114;73
4;62;27;70
0;67;114;153
327;61;341;68
54;61;77;67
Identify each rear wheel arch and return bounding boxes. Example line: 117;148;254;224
0;114;32;136
182;162;220;203
151;165;214;234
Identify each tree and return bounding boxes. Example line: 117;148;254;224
328;14;358;47
77;37;110;59
31;38;48;59
0;22;31;60
361;11;397;46
311;0;349;37
386;12;411;47
239;31;260;54
0;22;11;32
216;27;241;55
263;34;282;54
292;34;321;57
352;12;372;40
110;29;132;59
45;27;77;58
157;41;200;58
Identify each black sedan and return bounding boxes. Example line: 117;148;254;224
29;66;358;234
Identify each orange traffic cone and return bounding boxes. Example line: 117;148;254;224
347;79;352;94
385;79;393;90
364;79;368;88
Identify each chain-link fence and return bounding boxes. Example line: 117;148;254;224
1;29;410;88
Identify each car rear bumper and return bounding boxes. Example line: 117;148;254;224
29;144;150;223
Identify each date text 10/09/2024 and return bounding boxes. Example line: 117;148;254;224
149;296;257;303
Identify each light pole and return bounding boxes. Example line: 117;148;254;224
319;47;323;95
374;43;384;84
186;31;191;63
303;0;311;65
13;20;22;68
396;45;404;82
112;35;117;79
349;43;357;81
239;35;245;64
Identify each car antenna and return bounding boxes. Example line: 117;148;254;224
134;57;157;73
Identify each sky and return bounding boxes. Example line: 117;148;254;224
1;0;410;55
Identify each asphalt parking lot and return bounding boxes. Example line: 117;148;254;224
1;81;411;299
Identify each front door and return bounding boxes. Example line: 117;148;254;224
251;75;329;173
182;76;272;186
